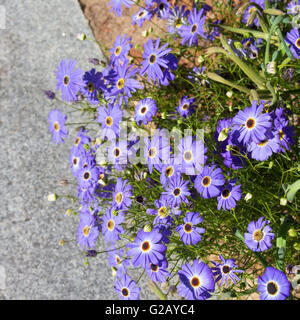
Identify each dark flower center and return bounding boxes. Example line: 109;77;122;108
182;103;189;110
150;263;158;272
113;148;120;157
246;118;255;129
135;195;144;203
141;241;150;252
267;281;278;295
159;3;165;10
75;137;80;146
107;219;114;231
184;223;192;233
190;276;200;288
140;106;147;114
54;122;60;131
253;229;264;241
117;78;125;90
73;158;78;166
83;172;90;180
149;54;157;64
105;116;113;126
165;166;174;177
191;24;197;33
121;288;129;297
115;46;121;56
222;265;231;274
222;188;231;199
202;176;211;187
87;82;94;93
63;76;70;85
138;11;145;17
158;206;168;218
295;38;300;48
173;188;181;196
148;147;156;158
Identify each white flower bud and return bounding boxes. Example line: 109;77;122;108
244;193;252;202
47;193;57;202
77;33;86;41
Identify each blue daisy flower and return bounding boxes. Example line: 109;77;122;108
102;208;125;244
146;259;170;283
134;97;157;126
285;28;300;59
167;5;190;35
217;180;242;211
179;8;206;47
112;178;133;211
48;109;68;144
140;38;172;83
176;96;197;118
177;260;215;300
162;175;191;208
132;8;153;27
108;0;133;17
127;228;166;269
176;212;205;246
56;58;83;102
194;165;225;199
114;273;141;300
233;100;272;145
211;255;244;287
244;217;275;252
97;102;123;139
110;34;132;66
77;213;100;250
107;246;130;277
80;68;104;104
257;267;291;300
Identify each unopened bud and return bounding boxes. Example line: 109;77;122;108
244;193;252;202
293;243;300;251
280;198;287;206
77;33;86;41
59;239;65;246
288;227;297;238
112;210;119;217
88;58;100;65
66;209;73;216
198;55;205;64
142;30;148;37
266;61;277;75
226;91;233;98
47;193;57;202
218;129;229;142
143;224;152;232
111;267;117;277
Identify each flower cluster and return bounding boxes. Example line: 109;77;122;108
46;0;299;301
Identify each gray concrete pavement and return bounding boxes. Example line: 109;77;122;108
0;0;155;300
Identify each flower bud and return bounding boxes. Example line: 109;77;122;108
111;267;117;277
66;209;73;216
293;243;300;251
218;128;229;142
142;30;148;37
244;193;252;202
226;91;233;98
59;239;65;246
143;224;152;232
266;61;277;75
112;210;119;217
280;198;287;206
44;90;55;100
88;58;100;65
77;33;86;41
288;227;297;238
47;193;57;202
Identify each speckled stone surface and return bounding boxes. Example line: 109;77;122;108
0;0;156;300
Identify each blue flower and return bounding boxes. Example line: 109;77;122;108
177;260;215;300
257;267;291;300
217;180;242;211
134;98;157;125
140;38;172;83
102;208;125;244
176;212;205;246
56;58;82;102
146;259;170;283
176;96;197;118
211;255;244;287
179;8;206;46
108;0;133;17
77;213;100;250
114;273;141;300
110;34;132;66
244;217;275;252
80;68;104;104
48;109;68;144
285;28;300;59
